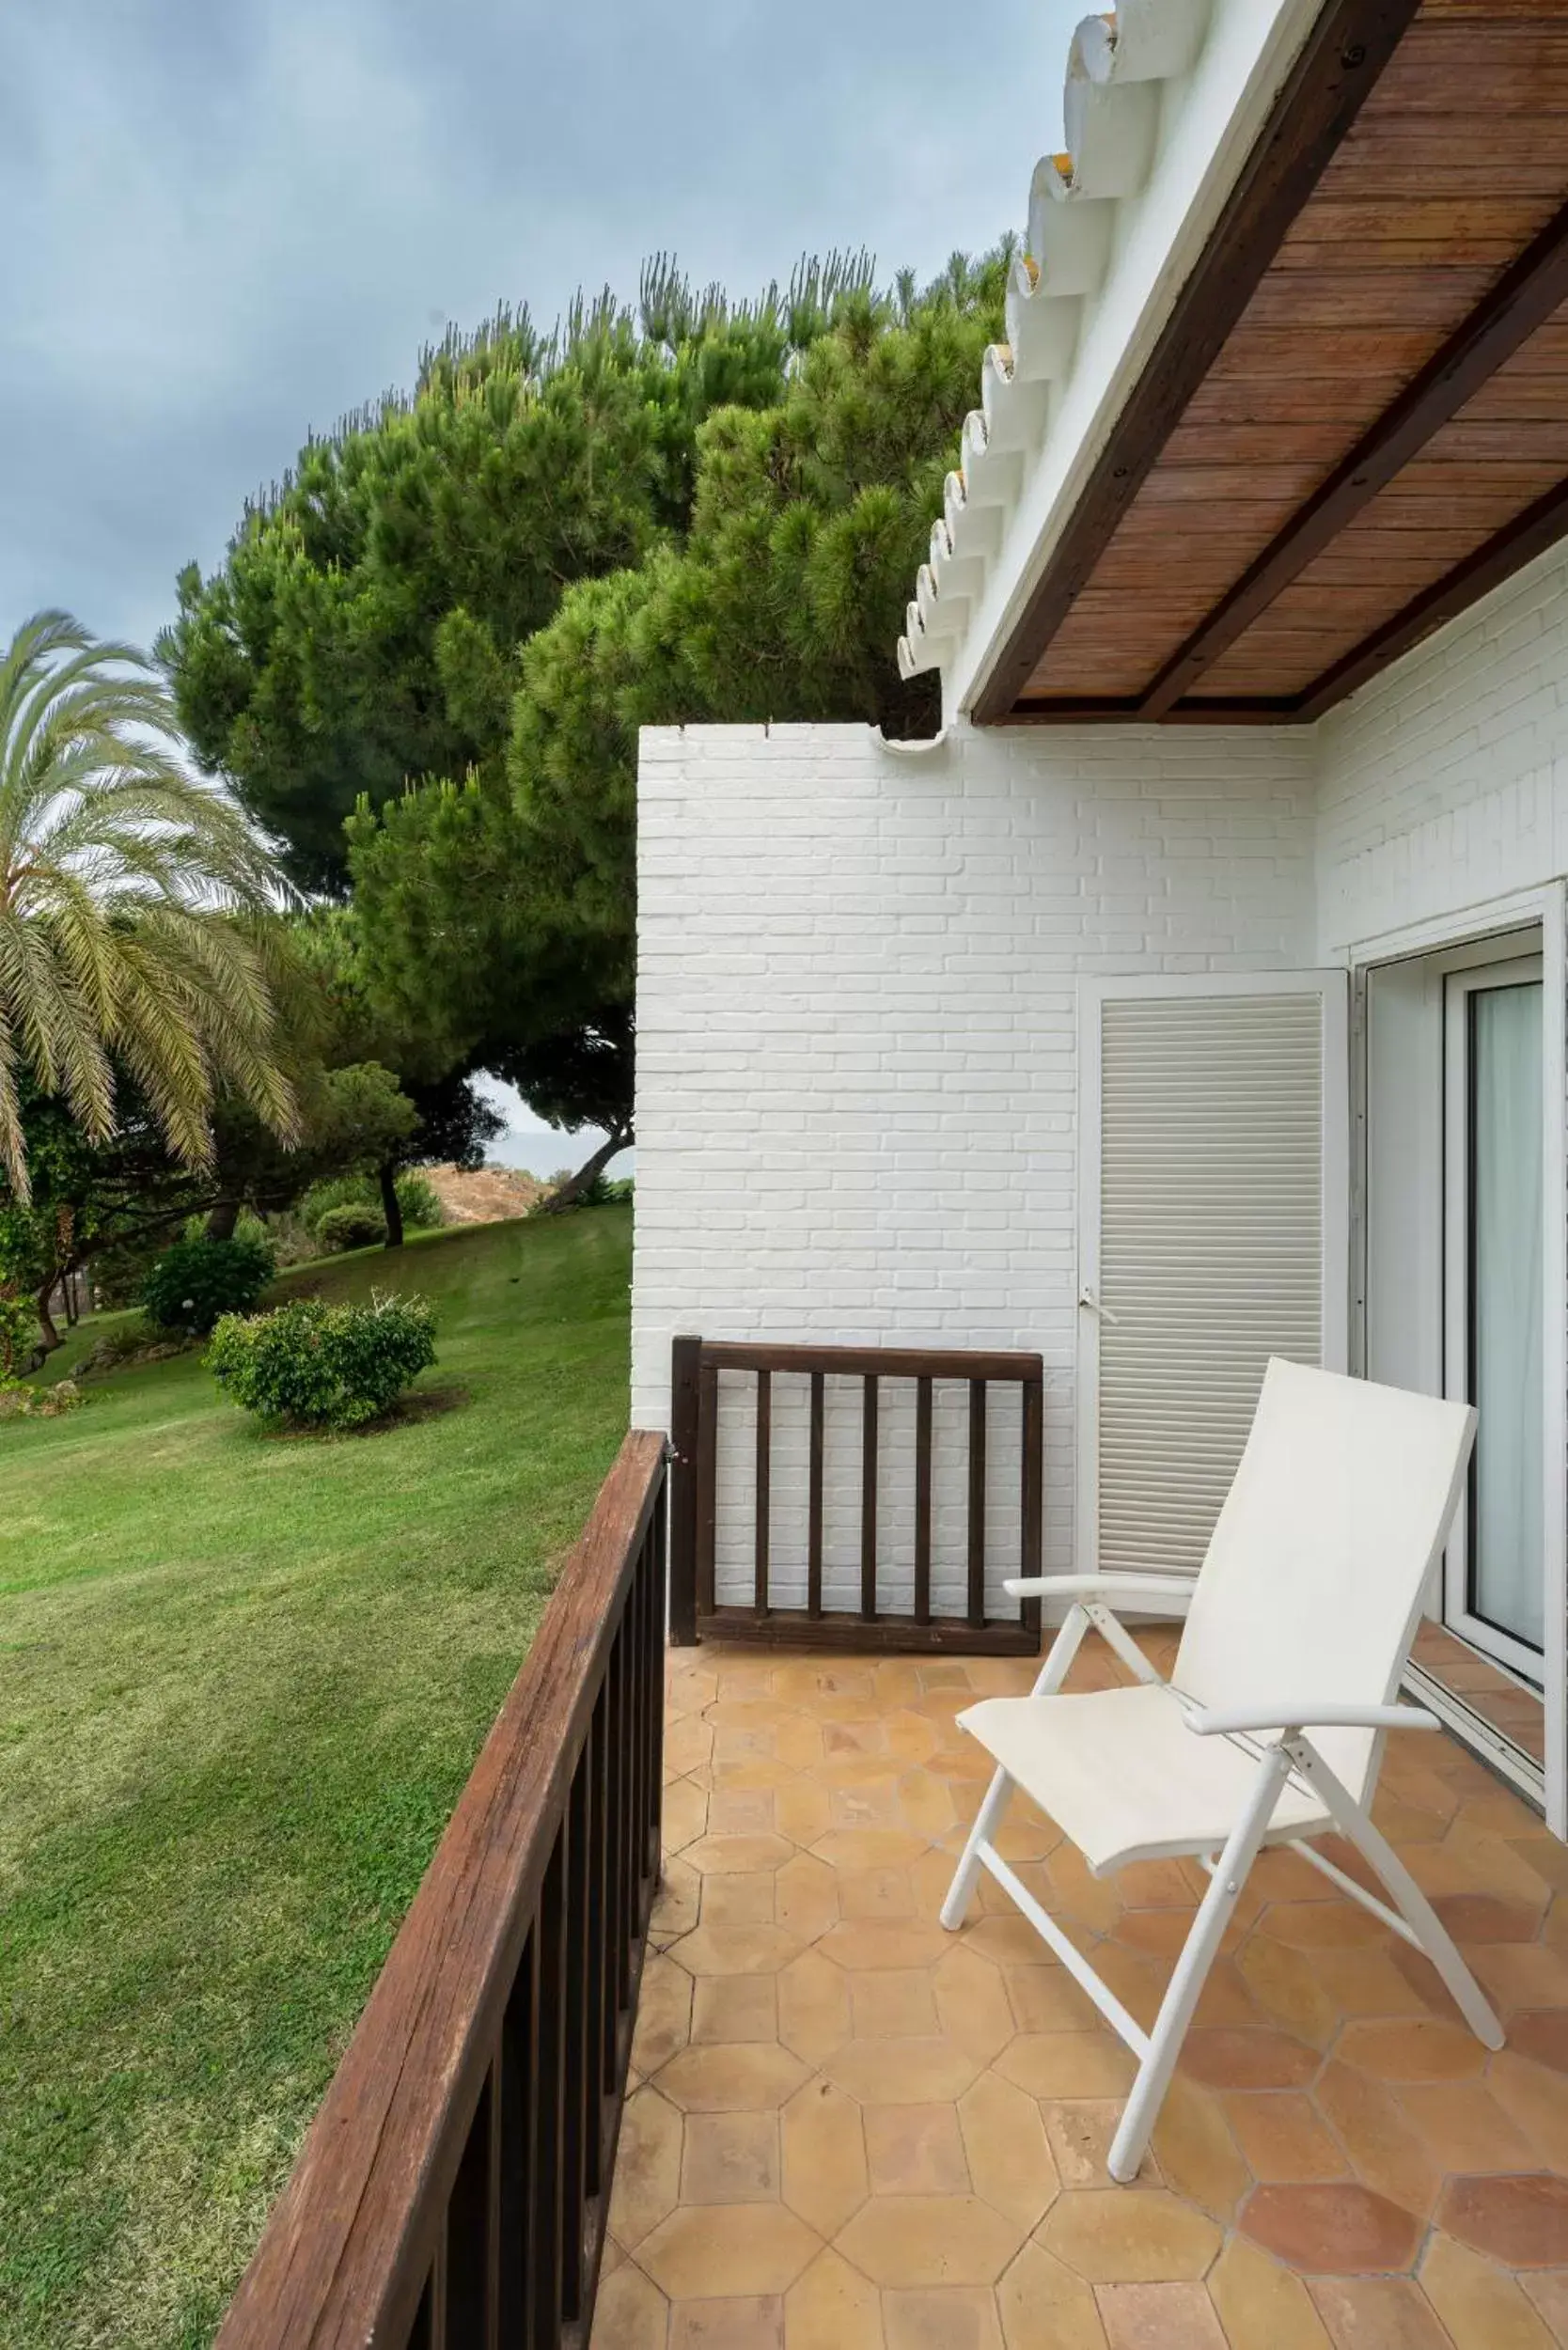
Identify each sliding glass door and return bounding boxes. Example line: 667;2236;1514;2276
1445;958;1545;1679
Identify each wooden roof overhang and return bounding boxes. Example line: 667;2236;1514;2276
976;0;1568;728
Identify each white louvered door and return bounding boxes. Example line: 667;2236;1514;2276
1078;975;1348;1581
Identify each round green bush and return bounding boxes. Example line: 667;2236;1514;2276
206;1292;437;1431
141;1236;275;1334
315;1202;387;1253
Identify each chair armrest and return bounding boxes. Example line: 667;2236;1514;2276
1002;1574;1200;1605
1184;1701;1440;1738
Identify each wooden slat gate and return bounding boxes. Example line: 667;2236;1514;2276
668;1338;1043;1654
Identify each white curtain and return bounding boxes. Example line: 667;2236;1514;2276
1470;981;1544;1653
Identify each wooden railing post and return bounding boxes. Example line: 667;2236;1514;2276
668;1336;702;1646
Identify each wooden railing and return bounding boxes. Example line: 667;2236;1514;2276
669;1337;1043;1654
216;1428;668;2350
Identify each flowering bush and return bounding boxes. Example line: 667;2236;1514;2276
206;1291;436;1431
142;1236;275;1334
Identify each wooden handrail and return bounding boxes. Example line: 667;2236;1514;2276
217;1427;668;2350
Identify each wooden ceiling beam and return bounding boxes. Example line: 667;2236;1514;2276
1292;471;1568;720
1139;193;1568;715
972;0;1424;728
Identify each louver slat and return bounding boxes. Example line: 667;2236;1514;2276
1097;994;1325;1579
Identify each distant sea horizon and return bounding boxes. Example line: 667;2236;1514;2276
474;1074;634;1183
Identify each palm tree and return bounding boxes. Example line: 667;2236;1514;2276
0;609;298;1201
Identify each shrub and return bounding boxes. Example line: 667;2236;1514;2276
206;1292;437;1431
299;1170;446;1239
141;1236;276;1334
0;1377;84;1421
315;1203;387;1253
0;1293;39;1379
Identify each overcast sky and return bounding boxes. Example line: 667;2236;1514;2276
5;0;1082;658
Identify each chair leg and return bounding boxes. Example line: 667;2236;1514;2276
941;1767;1014;1930
1285;1736;1504;2050
1107;1747;1294;2183
941;1606;1092;1933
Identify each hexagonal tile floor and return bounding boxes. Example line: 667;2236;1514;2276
590;1633;1568;2349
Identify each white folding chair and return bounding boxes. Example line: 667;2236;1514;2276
941;1356;1505;2182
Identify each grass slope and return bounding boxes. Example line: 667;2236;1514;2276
0;1208;632;2349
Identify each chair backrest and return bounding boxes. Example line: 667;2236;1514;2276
1174;1358;1476;1800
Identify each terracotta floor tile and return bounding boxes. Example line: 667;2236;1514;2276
996;2242;1111;2350
1177;2029;1318;2092
1241;2183;1423;2275
834;2192;1024;2288
960;2069;1059;2230
1395;2080;1537;2174
863;2102;971;2196
590;2260;670;2348
684;1834;796;1879
849;1968;940;2041
708;1789;779;1837
639;2204;821;2301
1432;1893;1544;1944
693;1977;778;2046
668;1923;802;1978
1419;2232;1558;2350
935;1947;1018;2062
1336;2017;1488;2083
1146;2076;1250;2223
682;2112;781;2205
775;1781;835;1850
665;1779;711;1853
1510;1837;1568;1896
1487;2049;1568;2169
819;1919;954;1972
1312;2059;1442;2218
668;2295;784;2349
1307;2277;1454;2349
1222;2092;1350;2185
635;1956;696;2073
884;2286;1004;2350
1206;2236;1335;2350
781;2076;868;2236
651;1857;702;1945
608;2087;684;2249
1042;2102;1159;2192
1472;1941;1568;2015
782;2248;884;2350
1113;1908;1204;1959
832;1782;904;1833
1509;2009;1568;2076
774;1853;839;1943
811;1829;932;1873
703;1875;778;1929
1438;2172;1568;2268
1004;1964;1101;2036
1521;2272;1568;2336
658;2044;808;2114
1038;2187;1221;2283
776;1950;853;2068
1310;1950;1433;2021
666;1719;715;1778
839;1868;917;1919
996;2034;1137;2100
1094;2281;1226;2349
825;2033;981;2106
1236;1938;1341;2050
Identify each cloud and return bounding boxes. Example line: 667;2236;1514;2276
2;0;1084;653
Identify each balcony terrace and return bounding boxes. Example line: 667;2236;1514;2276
594;1632;1568;2350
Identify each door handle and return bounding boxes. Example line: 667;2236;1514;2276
1079;1290;1121;1326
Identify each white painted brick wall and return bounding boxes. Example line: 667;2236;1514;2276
633;721;1317;1598
1317;542;1568;954
633;552;1568;1612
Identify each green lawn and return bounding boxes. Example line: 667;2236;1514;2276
0;1207;632;2349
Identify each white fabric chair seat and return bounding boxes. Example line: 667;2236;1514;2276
957;1683;1332;1873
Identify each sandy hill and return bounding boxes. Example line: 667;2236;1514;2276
424;1162;547;1226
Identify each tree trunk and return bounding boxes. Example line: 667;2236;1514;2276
542;1128;631;1214
206;1198;242;1242
379;1161;405;1249
35;1280;60;1355
64;1273;79;1328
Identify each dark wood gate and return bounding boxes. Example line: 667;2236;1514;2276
668;1337;1043;1654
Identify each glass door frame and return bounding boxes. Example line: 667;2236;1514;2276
1349;882;1567;1841
1442;952;1546;1683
